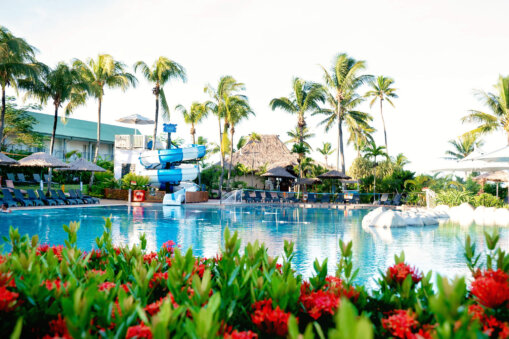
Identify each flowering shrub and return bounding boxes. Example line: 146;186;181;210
0;219;508;338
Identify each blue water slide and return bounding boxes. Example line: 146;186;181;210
140;165;200;185
139;145;206;169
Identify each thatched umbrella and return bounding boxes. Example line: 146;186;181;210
295;177;321;185
0;153;18;166
261;166;296;179
17;152;69;190
473;171;509;197
55;158;106;190
318;170;351;194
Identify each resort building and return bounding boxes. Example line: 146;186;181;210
6;111;138;161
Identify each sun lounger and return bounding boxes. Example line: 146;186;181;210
0;189;18;207
321;194;330;203
36;189;58;206
6;173;16;182
307;193;317;203
287;193;300;203
12;189;34;206
351;193;360;204
48;190;66;205
390;193;403;206
268;192;280;203
243;191;253;203
263;191;275;203
56;190;78;205
375;193;390;205
76;190;99;204
33;173;42;183
335;193;345;204
26;189;44;206
5;180;27;194
69;189;87;204
16;173;31;184
253;191;263;203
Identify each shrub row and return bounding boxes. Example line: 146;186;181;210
0;219;508;338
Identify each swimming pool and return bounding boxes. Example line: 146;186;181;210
1;205;507;285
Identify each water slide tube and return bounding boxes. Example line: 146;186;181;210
139;165;200;185
139;145;206;168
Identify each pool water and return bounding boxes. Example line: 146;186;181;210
1;205;507;286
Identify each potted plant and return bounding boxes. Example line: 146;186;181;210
121;173;150;201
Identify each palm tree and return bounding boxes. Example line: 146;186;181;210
134;57;186;149
246;132;261;185
204;76;246;196
462;75;509;144
317;142;335;167
318;53;373;173
21;62;87;188
291;142;311;180
347;121;375;158
224;96;254;186
270;78;324;158
176;102;208;144
363;141;389;201
393;153;410;168
0;26;41;144
364;76;398;153
286;126;314;149
444;134;484;160
74;54;137;163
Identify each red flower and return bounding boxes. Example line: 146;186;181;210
0;272;15;288
99;282;116;291
126;324;152;339
471;269;509;308
161;240;176;255
299;290;340;320
251;299;292;337
483;316;509;339
42;314;71;339
324;276;360;301
145;293;178;315
143;252;158;264
387;263;422;285
42;279;68;292
37;244;63;261
382;310;418;339
224;330;259;339
468;304;485;321
87;269;106;276
149;272;168;288
120;283;131;293
0;286;18;312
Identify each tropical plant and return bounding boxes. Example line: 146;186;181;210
462;75;509;144
346;119;375;158
74;54;137;167
444;133;484;160
204;76;246;195
134;57;186;149
364;76;398;153
175;102;208;144
0;96;43;148
317;142;335;167
121;172;149;190
317;53;373;173
291;142;310;179
286;126;314;149
363;141;388;200
0;26;42;143
393;153;410;168
270;78;324;161
224;96;253;185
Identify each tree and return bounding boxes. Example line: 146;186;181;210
204;76;246;196
347;121;375;158
318;53;373;173
363;141;389;201
462;75;509;144
286;126;314;149
317;142;334;167
0;96;43;148
224;96;253;186
176;102;208;144
270;78;324;179
444;134;484;160
246;132;261;185
291;142;310;180
75;55;137;164
22;62;87;158
393;153;410;168
134;57;186;149
364;76;398;153
0;26;42;144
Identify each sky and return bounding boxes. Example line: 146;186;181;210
2;0;509;173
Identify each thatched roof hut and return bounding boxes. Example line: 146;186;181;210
225;134;298;170
17;152;69;168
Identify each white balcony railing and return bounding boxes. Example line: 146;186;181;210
115;135;147;149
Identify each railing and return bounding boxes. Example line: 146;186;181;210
115;135;147;149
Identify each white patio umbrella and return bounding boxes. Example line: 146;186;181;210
116;114;154;135
476;145;509;162
432;159;509;173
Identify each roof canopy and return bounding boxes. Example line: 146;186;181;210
225;135;298;171
17;152;69;168
0;153;18;166
55;158;106;172
116;114;155;125
473;171;509;183
295;177;321;185
318;170;351;179
432;159;509;172
477;145;509;162
261;166;296;179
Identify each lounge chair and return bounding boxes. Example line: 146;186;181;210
5;180;26;194
56;190;78;205
351;193;360;204
263;191;273;203
335;193;345;204
0;189;18;207
375;193;390;205
287;193;300;203
6;173;16;183
253;191;263;203
12;189;34;206
307;193;317;203
390;193;403;206
16;173;31;184
69;189;87;204
268;192;280;203
37;189;60;206
48;190;66;205
321;194;330;204
26;189;44;206
33;173;42;183
76;190;99;204
242;191;253;203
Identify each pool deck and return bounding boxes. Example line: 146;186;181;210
10;199;403;211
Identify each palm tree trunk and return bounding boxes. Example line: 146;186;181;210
191;123;196;144
380;99;388;153
89;97;102;188
152;92;159;150
373;156;377;203
0;86;6;147
228;126;234;187
338;118;345;173
47;103;60;192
